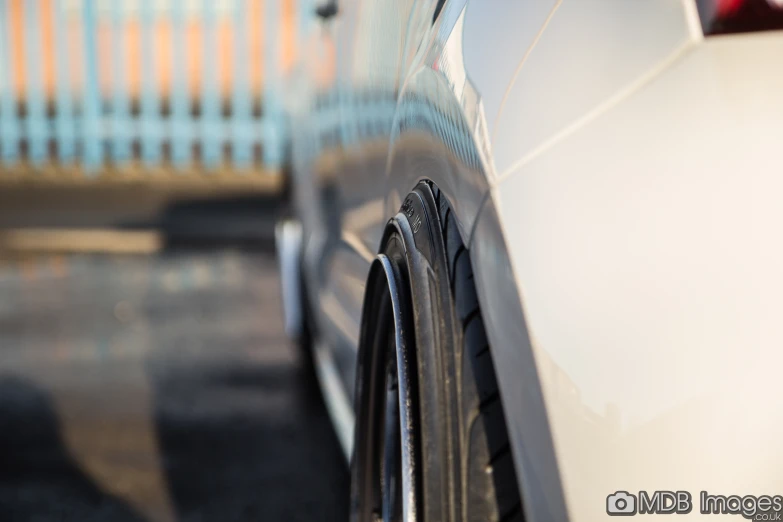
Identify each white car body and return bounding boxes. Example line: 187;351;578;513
282;1;783;520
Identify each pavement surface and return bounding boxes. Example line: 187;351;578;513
0;186;281;246
0;249;349;522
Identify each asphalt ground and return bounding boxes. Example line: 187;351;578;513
0;249;349;522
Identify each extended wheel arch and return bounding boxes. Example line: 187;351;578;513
467;192;570;522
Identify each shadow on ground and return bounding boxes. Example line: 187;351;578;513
0;376;145;522
148;330;349;521
0;249;348;522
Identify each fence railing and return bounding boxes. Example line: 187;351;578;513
0;0;292;183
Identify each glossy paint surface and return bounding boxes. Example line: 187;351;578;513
495;30;783;521
287;0;783;520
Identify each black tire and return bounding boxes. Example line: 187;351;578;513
352;181;522;522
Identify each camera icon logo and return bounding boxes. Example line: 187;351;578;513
607;491;637;516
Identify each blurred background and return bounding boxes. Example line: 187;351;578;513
0;1;347;521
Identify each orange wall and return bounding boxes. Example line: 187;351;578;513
7;0;297;100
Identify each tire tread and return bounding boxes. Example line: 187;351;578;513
433;187;523;522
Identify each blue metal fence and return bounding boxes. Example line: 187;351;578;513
0;0;286;178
